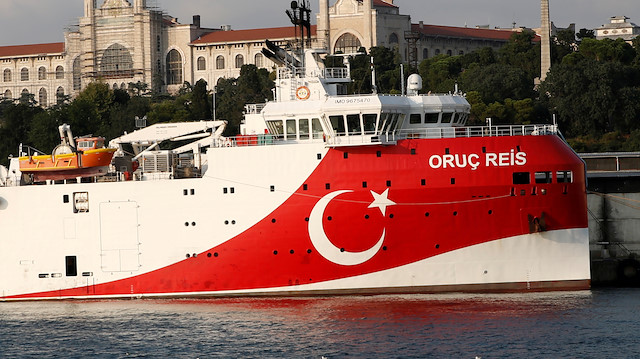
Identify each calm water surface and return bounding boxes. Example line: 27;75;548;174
1;288;639;358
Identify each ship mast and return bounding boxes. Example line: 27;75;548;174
286;0;312;68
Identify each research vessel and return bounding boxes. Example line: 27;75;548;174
0;37;589;301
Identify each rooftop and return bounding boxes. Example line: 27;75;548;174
0;43;65;58
411;23;518;42
192;25;318;45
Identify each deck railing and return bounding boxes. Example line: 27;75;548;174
212;124;559;149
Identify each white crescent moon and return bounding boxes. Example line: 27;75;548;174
308;190;385;266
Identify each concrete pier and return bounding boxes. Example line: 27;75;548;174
582;152;640;286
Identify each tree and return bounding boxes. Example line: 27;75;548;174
539;58;640;137
498;30;540;81
459;63;533;104
579;38;636;64
576;28;595;42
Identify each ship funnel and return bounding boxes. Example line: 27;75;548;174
407;74;423;96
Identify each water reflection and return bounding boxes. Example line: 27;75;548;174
2;290;639;358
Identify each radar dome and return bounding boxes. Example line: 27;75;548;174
407;74;423;95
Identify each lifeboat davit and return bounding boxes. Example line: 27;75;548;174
19;124;116;182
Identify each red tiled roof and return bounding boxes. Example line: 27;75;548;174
373;0;398;8
192;25;317;45
412;24;518;41
0;42;65;58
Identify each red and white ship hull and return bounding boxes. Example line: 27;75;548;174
0;134;589;300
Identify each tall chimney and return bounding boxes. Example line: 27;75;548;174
318;0;330;50
540;0;551;82
193;15;201;28
363;0;373;50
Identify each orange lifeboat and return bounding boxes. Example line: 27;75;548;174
19;125;116;182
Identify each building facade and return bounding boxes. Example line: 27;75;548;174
596;16;640;43
1;0;530;106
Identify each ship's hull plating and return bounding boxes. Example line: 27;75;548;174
0;135;590;300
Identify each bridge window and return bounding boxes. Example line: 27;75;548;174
409;113;422;124
329;115;346;135
513;172;530;185
557;171;573;183
286;119;296;139
363;114;377;133
535;171;552;184
347;114;362;135
442;112;454;123
425;113;439;123
266;120;284;135
312;118;323;139
299;119;310;140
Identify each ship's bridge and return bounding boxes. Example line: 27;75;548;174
241;90;471;147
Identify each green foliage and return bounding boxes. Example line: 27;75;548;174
576;28;595;41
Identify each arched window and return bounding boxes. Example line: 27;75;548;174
423;48;429;59
113;83;118;90
389;33;399;45
21;68;29;81
197;56;206;71
254;53;264;67
3;69;11;82
4;89;11;99
121;82;126;90
38;67;47;80
216;55;225;69
100;43;133;78
21;89;29;101
235;54;244;68
39;88;47;106
56;66;65;79
446;50;452;56
334;33;361;54
166;49;183;85
56;87;65;104
435;49;441;55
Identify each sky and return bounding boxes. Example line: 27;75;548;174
0;0;637;46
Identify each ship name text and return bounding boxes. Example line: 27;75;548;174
428;150;527;171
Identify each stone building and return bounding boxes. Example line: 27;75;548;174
596;16;640;43
1;0;531;106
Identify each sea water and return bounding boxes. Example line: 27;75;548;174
1;288;639;358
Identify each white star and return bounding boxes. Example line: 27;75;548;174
368;189;396;216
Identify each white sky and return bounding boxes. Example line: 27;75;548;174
0;0;637;46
